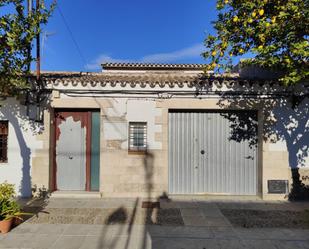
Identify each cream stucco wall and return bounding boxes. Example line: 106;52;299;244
26;90;309;200
101;98;165;197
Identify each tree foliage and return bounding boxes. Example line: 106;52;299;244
0;0;54;95
204;0;309;85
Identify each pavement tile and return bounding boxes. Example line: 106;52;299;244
180;208;204;217
272;240;309;249
204;217;232;227
159;201;178;209
241;239;278;249
78;235;108;249
46;199;87;208
263;228;305;240
234;228;268;240
146;225;214;239
86;224;143;239
182;215;209;226
0;233;34;248
151;238;208;249
80;235;141;249
174;201;199;209
211;227;239;239
4;197;309;249
49;235;86;249
193;239;221;249
20;234;59;249
182;215;231;227
63;224;100;235
86;225;110;236
217;239;248;249
195;202;218;209
32;224;69;235
200;207;225;218
297;241;309;249
216;202;240;209
281;229;309;241
9;223;41;234
152;238;245;249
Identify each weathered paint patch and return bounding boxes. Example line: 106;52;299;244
106;140;124;150
55;112;88;141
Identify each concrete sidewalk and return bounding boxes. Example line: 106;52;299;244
0;197;308;249
2;223;309;249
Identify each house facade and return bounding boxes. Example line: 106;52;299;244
0;63;308;200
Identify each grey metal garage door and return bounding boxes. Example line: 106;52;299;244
168;110;257;195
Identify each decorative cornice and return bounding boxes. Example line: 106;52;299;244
39;71;297;90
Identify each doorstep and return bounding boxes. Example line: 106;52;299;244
50;191;101;198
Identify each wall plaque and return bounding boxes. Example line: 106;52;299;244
268;180;289;194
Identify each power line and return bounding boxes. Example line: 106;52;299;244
56;4;88;66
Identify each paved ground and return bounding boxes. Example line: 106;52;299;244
0;197;309;249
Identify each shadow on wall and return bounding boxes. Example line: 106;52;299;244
211;87;309;200
96;150;170;249
0;97;44;197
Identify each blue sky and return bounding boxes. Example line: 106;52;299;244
38;0;218;72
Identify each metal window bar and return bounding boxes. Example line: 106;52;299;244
129;122;147;151
0;121;8;162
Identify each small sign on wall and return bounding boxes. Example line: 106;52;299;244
268;180;289;194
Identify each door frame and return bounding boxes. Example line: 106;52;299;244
52;109;97;191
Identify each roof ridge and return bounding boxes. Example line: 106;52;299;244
102;62;206;70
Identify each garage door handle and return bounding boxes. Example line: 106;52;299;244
69;156;73;159
245;156;254;160
200;150;205;155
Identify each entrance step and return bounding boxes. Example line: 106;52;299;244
51;191;101;198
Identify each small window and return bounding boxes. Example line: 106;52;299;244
0;121;8;163
128;122;147;152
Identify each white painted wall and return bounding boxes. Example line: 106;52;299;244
0;98;44;197
268;98;309;168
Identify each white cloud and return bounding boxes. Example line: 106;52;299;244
141;43;204;63
85;55;131;70
85;43;204;70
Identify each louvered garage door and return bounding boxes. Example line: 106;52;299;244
168;110;258;195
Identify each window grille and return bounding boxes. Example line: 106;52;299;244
128;122;147;152
0;121;8;163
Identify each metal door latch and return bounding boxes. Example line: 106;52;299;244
245;156;254;160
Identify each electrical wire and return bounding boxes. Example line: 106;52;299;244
56;4;88;66
55;89;306;100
